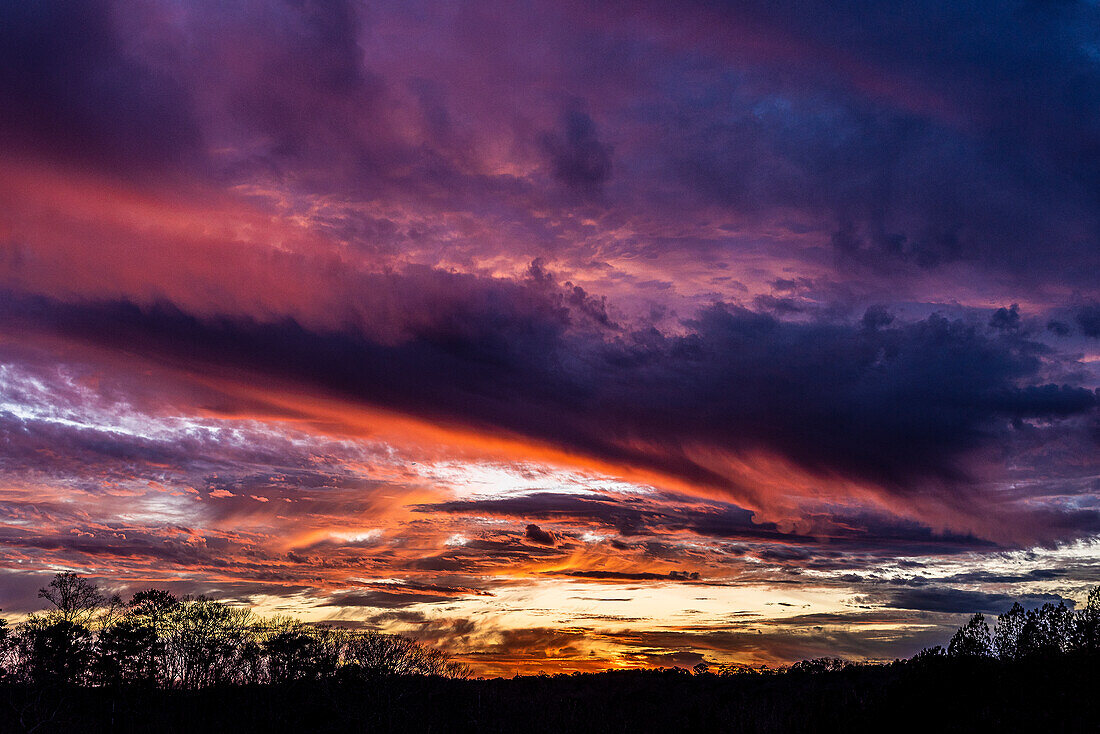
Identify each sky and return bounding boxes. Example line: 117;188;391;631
1;0;1099;676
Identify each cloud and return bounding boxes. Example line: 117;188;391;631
557;570;700;582
0;1;199;173
1077;305;1100;339
325;582;492;609
4;282;1096;539
857;586;1075;615
524;524;556;546
989;305;1021;332
416;491;993;555
7;0;1100;292
625;0;1100;284
541;107;613;194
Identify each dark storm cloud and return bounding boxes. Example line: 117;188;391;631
990;305;1021;332
187;0;394;180
0;1;199;172
857;586;1075;615
1077;304;1100;338
4;284;1095;517
524;524;556;546
541;108;613;193
0;0;366;165
632;0;1100;283
0;0;456;198
1047;320;1072;337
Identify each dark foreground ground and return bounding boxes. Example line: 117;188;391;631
2;657;1096;734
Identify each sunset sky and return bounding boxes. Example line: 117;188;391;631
2;0;1100;676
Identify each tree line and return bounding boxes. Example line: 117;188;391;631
921;586;1100;663
691;586;1100;677
674;586;1100;678
2;573;1098;688
0;572;469;687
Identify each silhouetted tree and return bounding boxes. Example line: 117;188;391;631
11;572;1100;694
99;593;127;629
909;646;945;665
164;599;255;688
417;644;471;678
20;619;95;684
993;602;1026;661
789;658;847;674
947;613;992;658
127;589;180;680
341;630;423;678
0;573;469;690
0;615;12;680
263;627;333;683
38;572;104;625
94;620;163;687
340;630;468;679
1018;602;1075;658
1072;586;1100;653
129;589;180;623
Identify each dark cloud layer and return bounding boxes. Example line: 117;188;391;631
541;108;613;194
0;1;199;173
858;586;1075;615
1078;305;1100;339
637;0;1100;283
524;524;556;546
5;286;1094;521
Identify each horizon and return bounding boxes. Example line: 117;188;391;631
2;0;1100;678
7;570;1095;679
